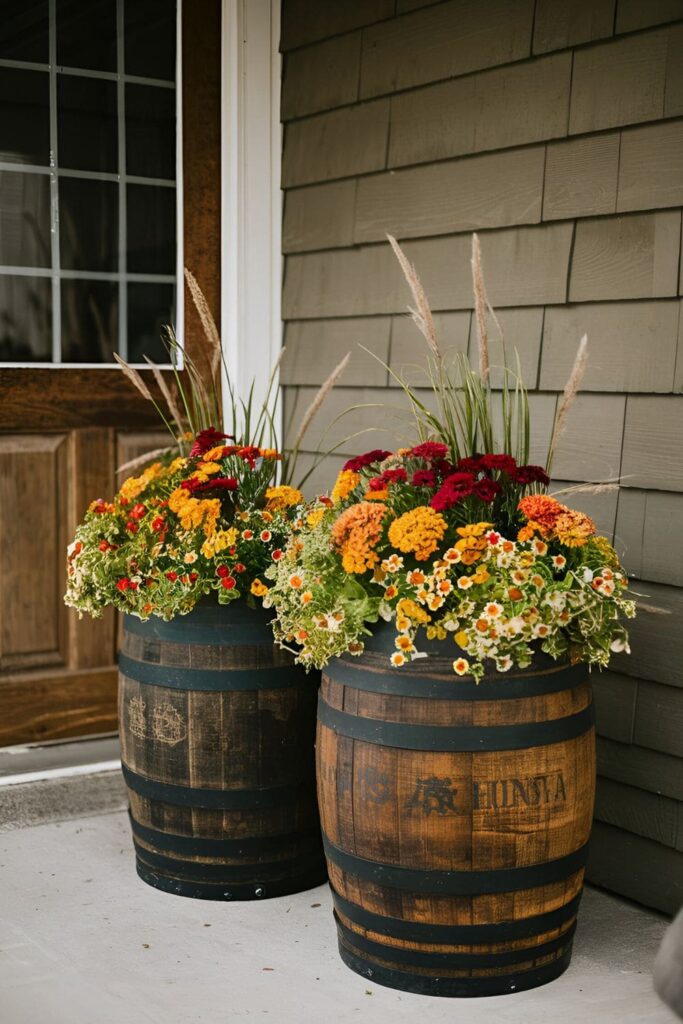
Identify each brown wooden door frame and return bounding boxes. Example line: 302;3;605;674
0;0;222;745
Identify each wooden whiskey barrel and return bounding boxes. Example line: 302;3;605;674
316;624;595;997
118;599;326;900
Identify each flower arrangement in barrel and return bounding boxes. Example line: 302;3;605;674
263;236;635;680
65;270;351;622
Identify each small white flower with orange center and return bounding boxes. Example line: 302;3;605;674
544;591;566;611
391;652;406;667
511;569;528;584
301;591;313;605
530;574;544;589
260;529;272;542
396;615;411;632
501;540;516;554
432;565;449;581
496;655;513;672
533;623;551;638
533;539;548;556
183;551;198;564
407;569;426;586
483;601;503;620
395;635;415;653
436;579;453;596
552;554;567;569
457;576;473;590
443;547;462;564
242;529;254;540
474;618;489;634
452;657;470;676
506;616;526;636
384;584;398;600
288;573;304;589
416;587;429;604
427;594;445;612
557;610;571;624
382;554;404;573
496;552;514;569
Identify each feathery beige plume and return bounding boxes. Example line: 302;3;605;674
551;481;621;497
117;447;175;476
635;601;670;616
546;334;588;471
387;234;441;361
291;351;351;453
184;267;222;377
114;352;153;402
471;233;490;381
144;357;185;429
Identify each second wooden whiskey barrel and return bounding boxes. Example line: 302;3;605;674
119;599;326;900
317;625;595;996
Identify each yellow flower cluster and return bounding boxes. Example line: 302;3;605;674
454;521;492;565
331;501;387;574
201;526;238;559
388;505;446;561
168;486;221;537
118;462;163;502
331;470;360;503
265;485;304;511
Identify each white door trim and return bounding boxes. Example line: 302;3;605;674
221;0;282;438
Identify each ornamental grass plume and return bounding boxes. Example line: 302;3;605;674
387;233;441;361
546;333;589;473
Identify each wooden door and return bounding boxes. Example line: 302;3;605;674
0;0;221;746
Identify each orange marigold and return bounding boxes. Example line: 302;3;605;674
518;494;565;533
388;505;447;561
553;509;596;547
331;501;387;574
331;469;360;503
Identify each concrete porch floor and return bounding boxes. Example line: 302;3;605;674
0;809;676;1024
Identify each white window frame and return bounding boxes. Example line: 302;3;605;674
221;0;282;439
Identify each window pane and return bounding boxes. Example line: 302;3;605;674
126;185;175;274
0;275;51;361
125;84;175;180
0;171;51;267
127;281;174;363
0;1;49;62
59;177;118;272
125;0;176;81
56;0;117;72
61;278;117;361
0;68;50;165
57;75;118;173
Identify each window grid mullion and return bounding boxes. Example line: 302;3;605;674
116;0;127;361
48;0;61;363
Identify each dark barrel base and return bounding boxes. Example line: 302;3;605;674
136;857;328;901
337;930;574;998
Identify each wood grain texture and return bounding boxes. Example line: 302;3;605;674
119;602;324;899
0;667;117;745
594;777;679;849
621;396;683;492
532;0;615;54
592;671;637;743
282;100;390;187
359;0;534;98
316;633;595;993
550;394;626;483
388;53;571;168
634;678;683;757
597;737;683;801
612;579;683;687
618;119;683;212
283;180;357;252
615;489;683;586
587;821;683;914
541;301;679;392
569;211;681;302
543;134;620;220
282;32;361;120
354;146;545;242
616;0;683;31
280;0;394;51
281;318;391;387
569;28;669;134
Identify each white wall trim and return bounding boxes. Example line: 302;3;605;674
221;0;282;438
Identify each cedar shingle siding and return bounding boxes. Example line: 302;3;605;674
280;0;683;913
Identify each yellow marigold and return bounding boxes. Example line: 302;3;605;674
118;462;162;502
251;579;269;597
260;448;282;461
331;501;387;574
397;598;431;624
388;506;447;562
553;509;596;548
364;488;389;501
306;508;326;528
201;527;238;558
169;457;187;473
265;485;303;511
331;469;360;503
456;522;492;538
593;534;619;567
201;446;227;462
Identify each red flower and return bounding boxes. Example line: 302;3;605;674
479;453;517;475
200;476;238;492
430;472;475;511
180;478;202;493
217;566;230;578
455;455;483;474
412;469;436;488
116;578;130;592
234;563;246;574
129;581;139;591
129;503;147;520
237;445;261;468
368;476;386;491
151;516;165;532
382;468;408;485
190;428;233;457
99;540;110;552
512;464;550;486
125;521;139;534
221;576;236;589
410;442;449;461
165;571;178;581
189;572;198;582
272;549;283;561
474;477;501;502
342;449;392;472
